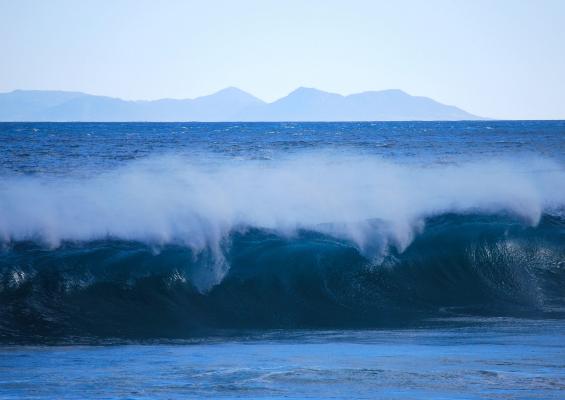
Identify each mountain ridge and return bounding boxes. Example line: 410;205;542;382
0;87;483;121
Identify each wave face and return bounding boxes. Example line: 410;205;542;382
1;154;564;339
1;214;564;339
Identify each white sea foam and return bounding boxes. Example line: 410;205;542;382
1;153;564;286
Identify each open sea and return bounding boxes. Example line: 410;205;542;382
0;121;564;399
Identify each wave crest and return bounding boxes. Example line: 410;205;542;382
1;153;564;293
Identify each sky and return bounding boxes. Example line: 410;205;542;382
1;0;564;119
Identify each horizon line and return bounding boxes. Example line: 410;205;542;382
6;119;565;123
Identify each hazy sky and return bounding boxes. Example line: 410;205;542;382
1;0;564;119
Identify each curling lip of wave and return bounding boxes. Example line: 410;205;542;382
0;153;564;287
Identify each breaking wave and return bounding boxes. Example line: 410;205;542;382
0;154;564;339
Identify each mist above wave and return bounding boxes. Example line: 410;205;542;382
1;153;563;252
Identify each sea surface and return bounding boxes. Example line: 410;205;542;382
1;121;564;399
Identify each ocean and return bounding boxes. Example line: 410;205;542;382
0;121;564;399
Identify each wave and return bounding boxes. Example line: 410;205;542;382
1;154;564;339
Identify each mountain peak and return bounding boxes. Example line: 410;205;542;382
212;86;248;96
292;86;318;93
290;87;333;95
285;87;344;100
200;87;264;104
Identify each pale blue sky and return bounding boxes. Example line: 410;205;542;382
1;0;564;119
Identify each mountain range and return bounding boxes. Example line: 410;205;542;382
0;87;482;121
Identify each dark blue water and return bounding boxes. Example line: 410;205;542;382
1;121;564;176
1;121;564;398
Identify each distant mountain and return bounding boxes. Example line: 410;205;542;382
0;87;482;121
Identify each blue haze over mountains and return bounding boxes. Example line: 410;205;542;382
0;87;482;121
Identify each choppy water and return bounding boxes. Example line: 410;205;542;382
1;321;564;399
0;121;564;398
